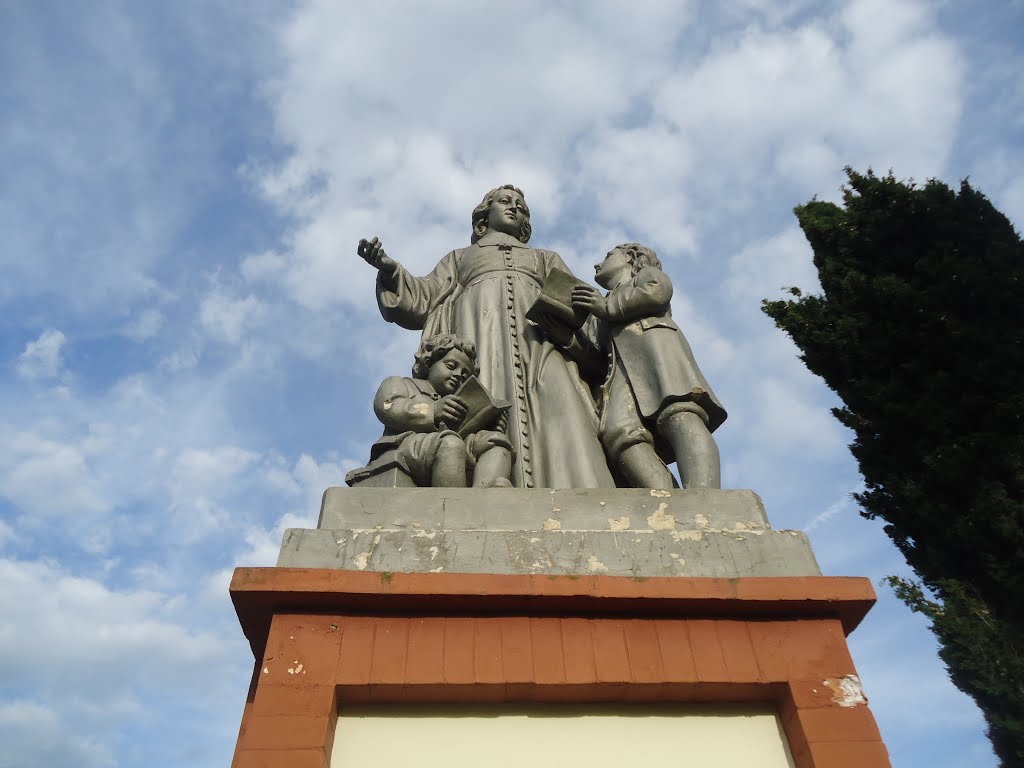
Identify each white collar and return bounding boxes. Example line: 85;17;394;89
475;230;530;249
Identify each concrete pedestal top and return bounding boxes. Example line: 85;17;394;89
278;487;821;578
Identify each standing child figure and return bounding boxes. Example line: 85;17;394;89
572;244;726;489
345;334;513;488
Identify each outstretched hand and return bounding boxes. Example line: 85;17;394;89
572;284;609;319
436;395;468;428
357;237;398;273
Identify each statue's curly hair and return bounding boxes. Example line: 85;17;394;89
616;242;662;275
471;184;532;244
412;334;480;379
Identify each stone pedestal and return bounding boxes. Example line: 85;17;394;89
279;487;821;578
230;489;892;768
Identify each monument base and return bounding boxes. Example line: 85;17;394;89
229;488;890;767
230;568;890;768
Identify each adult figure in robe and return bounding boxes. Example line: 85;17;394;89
357;184;616;489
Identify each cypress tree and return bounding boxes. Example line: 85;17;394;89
762;168;1024;764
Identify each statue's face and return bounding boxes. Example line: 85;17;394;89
485;188;528;238
427;348;474;395
595;247;631;289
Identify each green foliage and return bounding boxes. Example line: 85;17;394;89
763;169;1024;764
888;575;1024;764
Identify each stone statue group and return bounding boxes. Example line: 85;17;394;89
348;185;726;491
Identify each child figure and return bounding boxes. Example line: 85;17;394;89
571;243;727;489
346;334;513;488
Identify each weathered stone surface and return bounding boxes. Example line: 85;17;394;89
277;487;820;578
345;465;416;488
278;526;819;577
317;487;770;532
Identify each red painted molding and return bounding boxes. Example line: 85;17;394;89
231;567;875;659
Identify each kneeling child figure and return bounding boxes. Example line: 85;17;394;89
348;334;513;488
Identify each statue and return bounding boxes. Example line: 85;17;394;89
571;243;726;489
357;186;726;490
345;334;514;488
358;185;616;489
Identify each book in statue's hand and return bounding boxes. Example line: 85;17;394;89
526;269;591;346
451;375;511;438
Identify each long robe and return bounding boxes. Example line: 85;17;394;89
376;230;616;489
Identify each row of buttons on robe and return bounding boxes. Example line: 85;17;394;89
502;245;533;488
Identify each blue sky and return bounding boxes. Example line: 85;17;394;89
1;1;1021;765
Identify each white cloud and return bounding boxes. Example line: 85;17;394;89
0;518;15;550
803;485;862;532
751;377;847;454
292;452;348;518
999;175;1024;229
0;555;247;766
250;0;967;416
571;123;700;255
170;445;261;498
240;249;287;283
197;452;349;606
1;10;176;315
121;307;165;341
0;430;109;519
725;227;822;306
160;346;201;373
0;555;228;695
0;700;114;768
15;330;66;381
651;0;962;210
199;291;267;345
256;2;700;312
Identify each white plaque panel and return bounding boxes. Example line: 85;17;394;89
332;703;796;767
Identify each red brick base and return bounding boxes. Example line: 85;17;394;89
230;568;890;768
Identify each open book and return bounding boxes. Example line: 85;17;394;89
450;376;511;438
525;269;591;345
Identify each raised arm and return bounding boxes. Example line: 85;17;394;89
357;236;460;331
357;237;399;275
